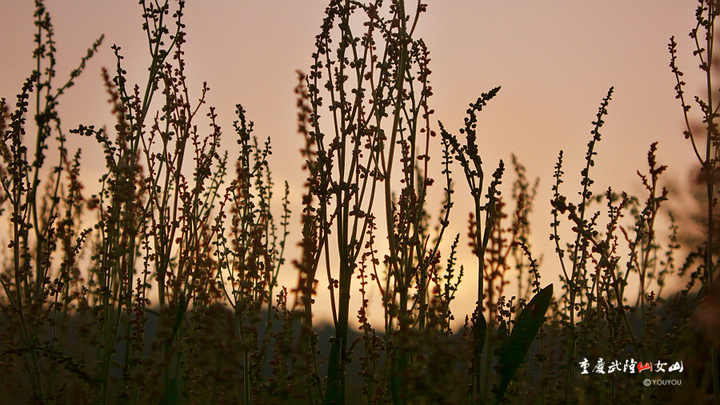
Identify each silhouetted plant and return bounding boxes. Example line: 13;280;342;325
1;0;718;404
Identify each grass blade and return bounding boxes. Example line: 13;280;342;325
495;283;553;402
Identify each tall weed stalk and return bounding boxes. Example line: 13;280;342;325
670;1;720;401
299;1;462;402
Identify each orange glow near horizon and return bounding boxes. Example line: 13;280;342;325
0;1;704;327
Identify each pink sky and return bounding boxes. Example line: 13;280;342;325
0;1;703;325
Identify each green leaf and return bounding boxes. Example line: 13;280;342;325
495;284;553;403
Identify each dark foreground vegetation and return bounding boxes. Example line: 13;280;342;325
1;1;719;404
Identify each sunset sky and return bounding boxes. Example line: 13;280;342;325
0;1;705;325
